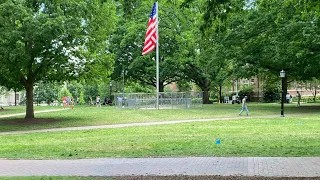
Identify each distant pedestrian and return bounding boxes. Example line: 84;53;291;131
71;97;75;110
239;96;249;116
225;95;229;104
297;91;301;107
232;95;236;104
286;93;291;103
62;96;67;109
117;96;123;107
66;96;71;108
96;95;101;107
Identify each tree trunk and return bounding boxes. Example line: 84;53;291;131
25;83;34;119
314;88;317;102
284;76;288;95
14;90;17;106
203;90;210;104
159;84;164;92
219;85;222;103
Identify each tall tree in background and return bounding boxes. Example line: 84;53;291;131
180;0;243;103
34;81;59;106
0;0;116;118
227;0;320;84
110;0;193;92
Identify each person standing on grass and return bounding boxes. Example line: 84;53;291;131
62;96;67;109
239;96;249;116
297;91;301;107
96;95;101;107
286;93;291;103
71;97;75;110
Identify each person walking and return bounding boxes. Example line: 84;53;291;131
239;96;249;116
297;91;301;107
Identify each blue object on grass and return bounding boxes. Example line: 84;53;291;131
216;139;221;145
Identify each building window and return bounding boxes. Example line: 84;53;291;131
243;79;249;85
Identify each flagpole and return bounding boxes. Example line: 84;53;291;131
156;1;159;109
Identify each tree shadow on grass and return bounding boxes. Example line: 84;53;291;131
0;109;10;112
285;105;320;114
298;106;320;110
0;118;59;126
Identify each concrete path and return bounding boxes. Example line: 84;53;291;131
0;157;319;177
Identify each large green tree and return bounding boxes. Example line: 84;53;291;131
34;81;59;105
110;0;193;92
226;0;320;82
0;0;116;118
179;0;243;103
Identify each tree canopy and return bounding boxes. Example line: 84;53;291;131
0;0;319;112
226;0;320;80
110;0;194;92
0;0;116;118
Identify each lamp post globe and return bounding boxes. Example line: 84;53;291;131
280;70;285;78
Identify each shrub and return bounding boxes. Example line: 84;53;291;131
58;88;72;103
263;83;281;103
238;86;254;102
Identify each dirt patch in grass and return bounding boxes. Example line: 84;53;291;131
0;118;59;126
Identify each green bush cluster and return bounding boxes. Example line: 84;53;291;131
262;83;281;103
238;86;254;102
292;95;319;103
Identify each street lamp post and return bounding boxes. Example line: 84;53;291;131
280;70;285;117
109;82;112;101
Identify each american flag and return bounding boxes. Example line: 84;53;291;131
142;2;157;55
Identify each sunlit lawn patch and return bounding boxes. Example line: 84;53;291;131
0;114;319;159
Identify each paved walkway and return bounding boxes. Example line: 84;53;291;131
0;157;319;177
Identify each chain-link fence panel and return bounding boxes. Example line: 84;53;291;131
113;92;203;109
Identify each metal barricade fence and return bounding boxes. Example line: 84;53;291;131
113;92;203;109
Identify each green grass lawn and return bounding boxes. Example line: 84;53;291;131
0;103;319;159
0;114;319;159
0;103;319;132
